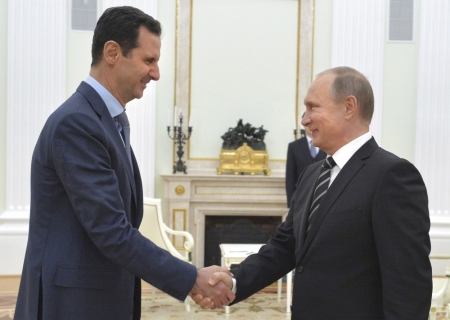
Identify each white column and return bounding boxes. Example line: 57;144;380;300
331;0;385;144
102;0;158;198
0;0;67;274
415;0;450;264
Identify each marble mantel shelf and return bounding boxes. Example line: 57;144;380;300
161;173;288;267
161;172;286;180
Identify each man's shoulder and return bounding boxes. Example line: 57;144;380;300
42;89;103;138
49;91;92;120
369;145;404;164
360;144;418;176
52;81;106;119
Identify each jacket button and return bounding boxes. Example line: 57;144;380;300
296;265;304;273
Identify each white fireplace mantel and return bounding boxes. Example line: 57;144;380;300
161;173;288;267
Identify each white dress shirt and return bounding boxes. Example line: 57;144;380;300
328;131;372;185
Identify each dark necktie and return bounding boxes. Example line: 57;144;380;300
307;157;336;232
115;111;132;167
310;141;317;158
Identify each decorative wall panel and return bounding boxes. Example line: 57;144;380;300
331;0;385;144
415;1;450;218
0;0;67;274
6;0;66;216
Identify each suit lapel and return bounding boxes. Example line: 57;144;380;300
77;82;138;208
299;138;378;258
296;162;321;251
131;148;143;227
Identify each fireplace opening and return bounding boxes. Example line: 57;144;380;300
204;216;281;267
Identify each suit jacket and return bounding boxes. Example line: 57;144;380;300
286;137;326;207
15;82;197;320
233;138;432;319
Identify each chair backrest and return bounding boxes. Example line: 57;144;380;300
140;197;187;261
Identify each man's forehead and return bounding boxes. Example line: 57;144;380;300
313;73;335;88
307;75;333;96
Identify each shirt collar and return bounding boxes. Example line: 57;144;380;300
330;132;372;170
85;76;124;118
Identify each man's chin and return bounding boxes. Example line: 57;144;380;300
134;92;144;100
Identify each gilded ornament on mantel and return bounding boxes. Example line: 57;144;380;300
217;119;271;175
174;185;185;195
217;143;271;175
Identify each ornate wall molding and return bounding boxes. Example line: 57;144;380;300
175;0;314;165
0;0;67;274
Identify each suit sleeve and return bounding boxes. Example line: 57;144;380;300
52;113;197;301
231;206;297;304
285;143;296;208
372;160;432;319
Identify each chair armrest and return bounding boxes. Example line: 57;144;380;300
163;224;195;251
430;255;450;260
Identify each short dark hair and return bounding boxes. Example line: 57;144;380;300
318;66;374;124
91;6;162;66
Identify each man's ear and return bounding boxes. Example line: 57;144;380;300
344;95;358;120
103;41;121;65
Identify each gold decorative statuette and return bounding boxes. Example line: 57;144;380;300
217;119;270;175
217;143;271;175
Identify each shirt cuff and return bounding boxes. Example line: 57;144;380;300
231;278;237;294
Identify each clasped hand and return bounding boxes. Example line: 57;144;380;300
189;265;235;309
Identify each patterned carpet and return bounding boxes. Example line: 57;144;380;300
0;288;292;319
2;288;448;319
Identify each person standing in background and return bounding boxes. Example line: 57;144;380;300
285;115;326;207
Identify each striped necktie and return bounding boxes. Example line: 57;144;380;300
307;157;336;232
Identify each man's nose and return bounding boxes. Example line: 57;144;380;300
301;112;310;126
150;64;160;81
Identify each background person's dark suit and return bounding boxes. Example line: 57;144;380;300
285;136;326;207
15;82;197;320
232;138;432;319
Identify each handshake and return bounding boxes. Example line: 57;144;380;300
189;266;236;309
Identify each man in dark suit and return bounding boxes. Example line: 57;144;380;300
15;6;232;319
286;124;326;207
203;66;432;319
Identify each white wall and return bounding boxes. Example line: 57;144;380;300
1;0;67;275
0;0;449;275
189;0;298;160
0;0;7;216
153;0;177;202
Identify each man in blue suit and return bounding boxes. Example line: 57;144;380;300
15;6;233;319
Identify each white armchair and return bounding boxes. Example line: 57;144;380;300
140;197;194;311
429;255;450;320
